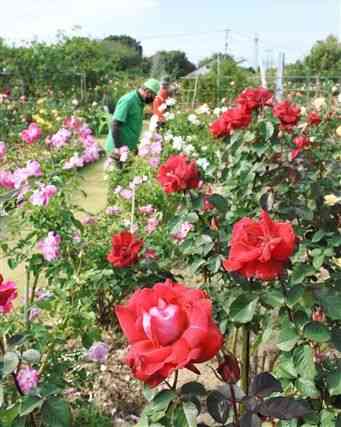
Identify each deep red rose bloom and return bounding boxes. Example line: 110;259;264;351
107;231;144;268
291;135;311;160
223;210;296;281
210;117;227;138
0;278;17;314
235;87;273;112
210;105;252;138
115;279;223;387
157;155;200;193
273;100;301;131
307;111;321;126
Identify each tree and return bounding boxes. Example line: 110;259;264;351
150;50;196;80
104;35;143;57
304;35;341;76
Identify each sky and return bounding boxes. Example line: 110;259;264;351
2;0;341;66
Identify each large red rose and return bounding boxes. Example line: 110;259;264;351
273;100;301;131
223;210;296;281
235;87;273;112
291;135;311;160
307;111;321;126
115;279;223;387
210;105;252;138
107;231;144;268
0;276;17;314
157;155;200;193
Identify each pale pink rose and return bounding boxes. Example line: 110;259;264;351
37;232;61;262
30;184;57;206
120;189;133;200
87;342;109;363
146;217;159;234
139;205;155;215
17;368;39;394
0;171;14;189
25;160;42;177
29;307;41;321
148;157;160;168
20;123;42;144
172;222;193;242
106;206;121;216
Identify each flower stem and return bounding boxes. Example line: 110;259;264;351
25;269;31;328
241;326;250;395
279;278;294;322
172;370;179;390
229;384;240;426
130;185;136;233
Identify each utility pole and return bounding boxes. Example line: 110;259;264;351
254;34;259;71
224;29;230;56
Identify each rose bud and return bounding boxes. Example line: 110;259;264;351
210;217;219;231
217;353;240;384
312;306;326;322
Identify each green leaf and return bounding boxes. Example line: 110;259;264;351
315;289;341;320
312;230;326;243
41;398;72;427
21;397;44;416
207;194;228;213
291;264;315;285
275;353;297;379
327;370;341;396
303;321;331;343
230;295;258;324
331;328;341;351
293;345;316;380
181;382;206;397
296;378;320;399
261;288;284;308
2;352;19;376
277;320;299;352
287;285;304;307
313;253;325;270
12;417;27;427
190;259;205;274
182;401;198;427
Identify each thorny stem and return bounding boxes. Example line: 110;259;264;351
279;278;294;322
229;384;240;427
172;370;179;390
30;272;40;305
241;326;250;395
25;270;31;328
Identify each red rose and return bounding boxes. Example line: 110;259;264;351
291;135;311;160
115;279;223;387
273;100;301;131
307;111;321;126
235;87;273;112
223;210;296;281
209;117;227;138
210;105;252;138
107;231;144;268
157;155;200;193
0;278;17;314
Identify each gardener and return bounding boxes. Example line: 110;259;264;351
105;79;160;165
151;77;171;128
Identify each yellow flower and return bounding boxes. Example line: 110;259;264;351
336;126;341;137
37;98;44;105
324;194;340;206
39;109;46;115
333;258;341;269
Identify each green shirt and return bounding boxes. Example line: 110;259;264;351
105;90;144;153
